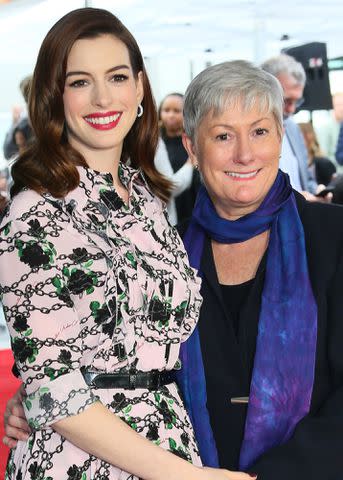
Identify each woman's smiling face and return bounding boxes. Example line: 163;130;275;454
183;101;282;220
63;34;143;165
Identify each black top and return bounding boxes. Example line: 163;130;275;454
313;155;336;186
220;279;254;338
162;134;188;172
198;245;264;469
162;133;200;223
178;192;343;479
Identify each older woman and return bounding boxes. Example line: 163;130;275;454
177;60;343;479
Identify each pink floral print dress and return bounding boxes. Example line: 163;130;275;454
0;165;202;480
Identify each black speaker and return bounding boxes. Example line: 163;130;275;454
282;42;333;111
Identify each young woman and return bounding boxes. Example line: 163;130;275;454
157;93;200;224
0;8;252;480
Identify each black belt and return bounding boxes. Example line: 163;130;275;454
81;367;176;390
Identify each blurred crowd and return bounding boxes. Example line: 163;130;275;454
2;54;343;220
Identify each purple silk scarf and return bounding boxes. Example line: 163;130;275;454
177;170;317;469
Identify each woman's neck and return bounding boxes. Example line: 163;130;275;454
82;148;129;204
81;148;122;184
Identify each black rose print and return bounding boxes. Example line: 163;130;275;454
20;243;50;268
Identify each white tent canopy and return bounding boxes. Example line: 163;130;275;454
1;0;343;114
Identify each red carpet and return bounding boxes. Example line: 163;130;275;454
0;349;21;480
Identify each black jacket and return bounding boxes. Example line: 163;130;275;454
178;192;343;480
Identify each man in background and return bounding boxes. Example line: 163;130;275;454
261;54;319;200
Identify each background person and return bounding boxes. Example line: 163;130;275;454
298;121;336;186
3;75;33;161
261;54;320;200
154;137;193;225
176;60;343;479
157;93;200;223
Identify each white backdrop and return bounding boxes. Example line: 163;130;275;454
1;0;343;153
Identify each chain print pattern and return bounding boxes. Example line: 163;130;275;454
0;165;202;479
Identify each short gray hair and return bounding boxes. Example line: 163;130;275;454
183;60;284;142
261;53;306;86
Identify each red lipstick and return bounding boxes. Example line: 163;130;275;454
84;111;121;131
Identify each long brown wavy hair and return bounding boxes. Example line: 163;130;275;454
11;8;172;201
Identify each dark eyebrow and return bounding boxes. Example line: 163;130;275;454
65;64;130;78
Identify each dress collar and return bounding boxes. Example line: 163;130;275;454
61;163;148;212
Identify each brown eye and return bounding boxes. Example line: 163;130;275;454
111;74;128;82
255;128;267;136
69;79;88;88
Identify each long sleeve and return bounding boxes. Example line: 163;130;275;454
335;123;343;165
0;216;99;431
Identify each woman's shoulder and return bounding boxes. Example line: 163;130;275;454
0;189;59;230
295;190;343;245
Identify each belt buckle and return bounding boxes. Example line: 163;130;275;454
81;367;100;388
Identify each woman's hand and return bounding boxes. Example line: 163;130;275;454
200;466;257;480
3;384;31;448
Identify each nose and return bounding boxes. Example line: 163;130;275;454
92;81;112;109
233;134;254;165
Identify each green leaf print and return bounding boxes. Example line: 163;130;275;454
86;286;94;295
28;418;40;430
3;222;11;236
125;252;137;268
84;260;93;268
90;301;100;312
62;266;70;277
169;438;177;450
44;366;68;381
52;277;61;289
123;405;132;414
39;387;50;394
15;239;24;257
154;393;161;403
25;399;32;411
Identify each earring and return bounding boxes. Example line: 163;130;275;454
194;163;199;170
137;104;143;118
